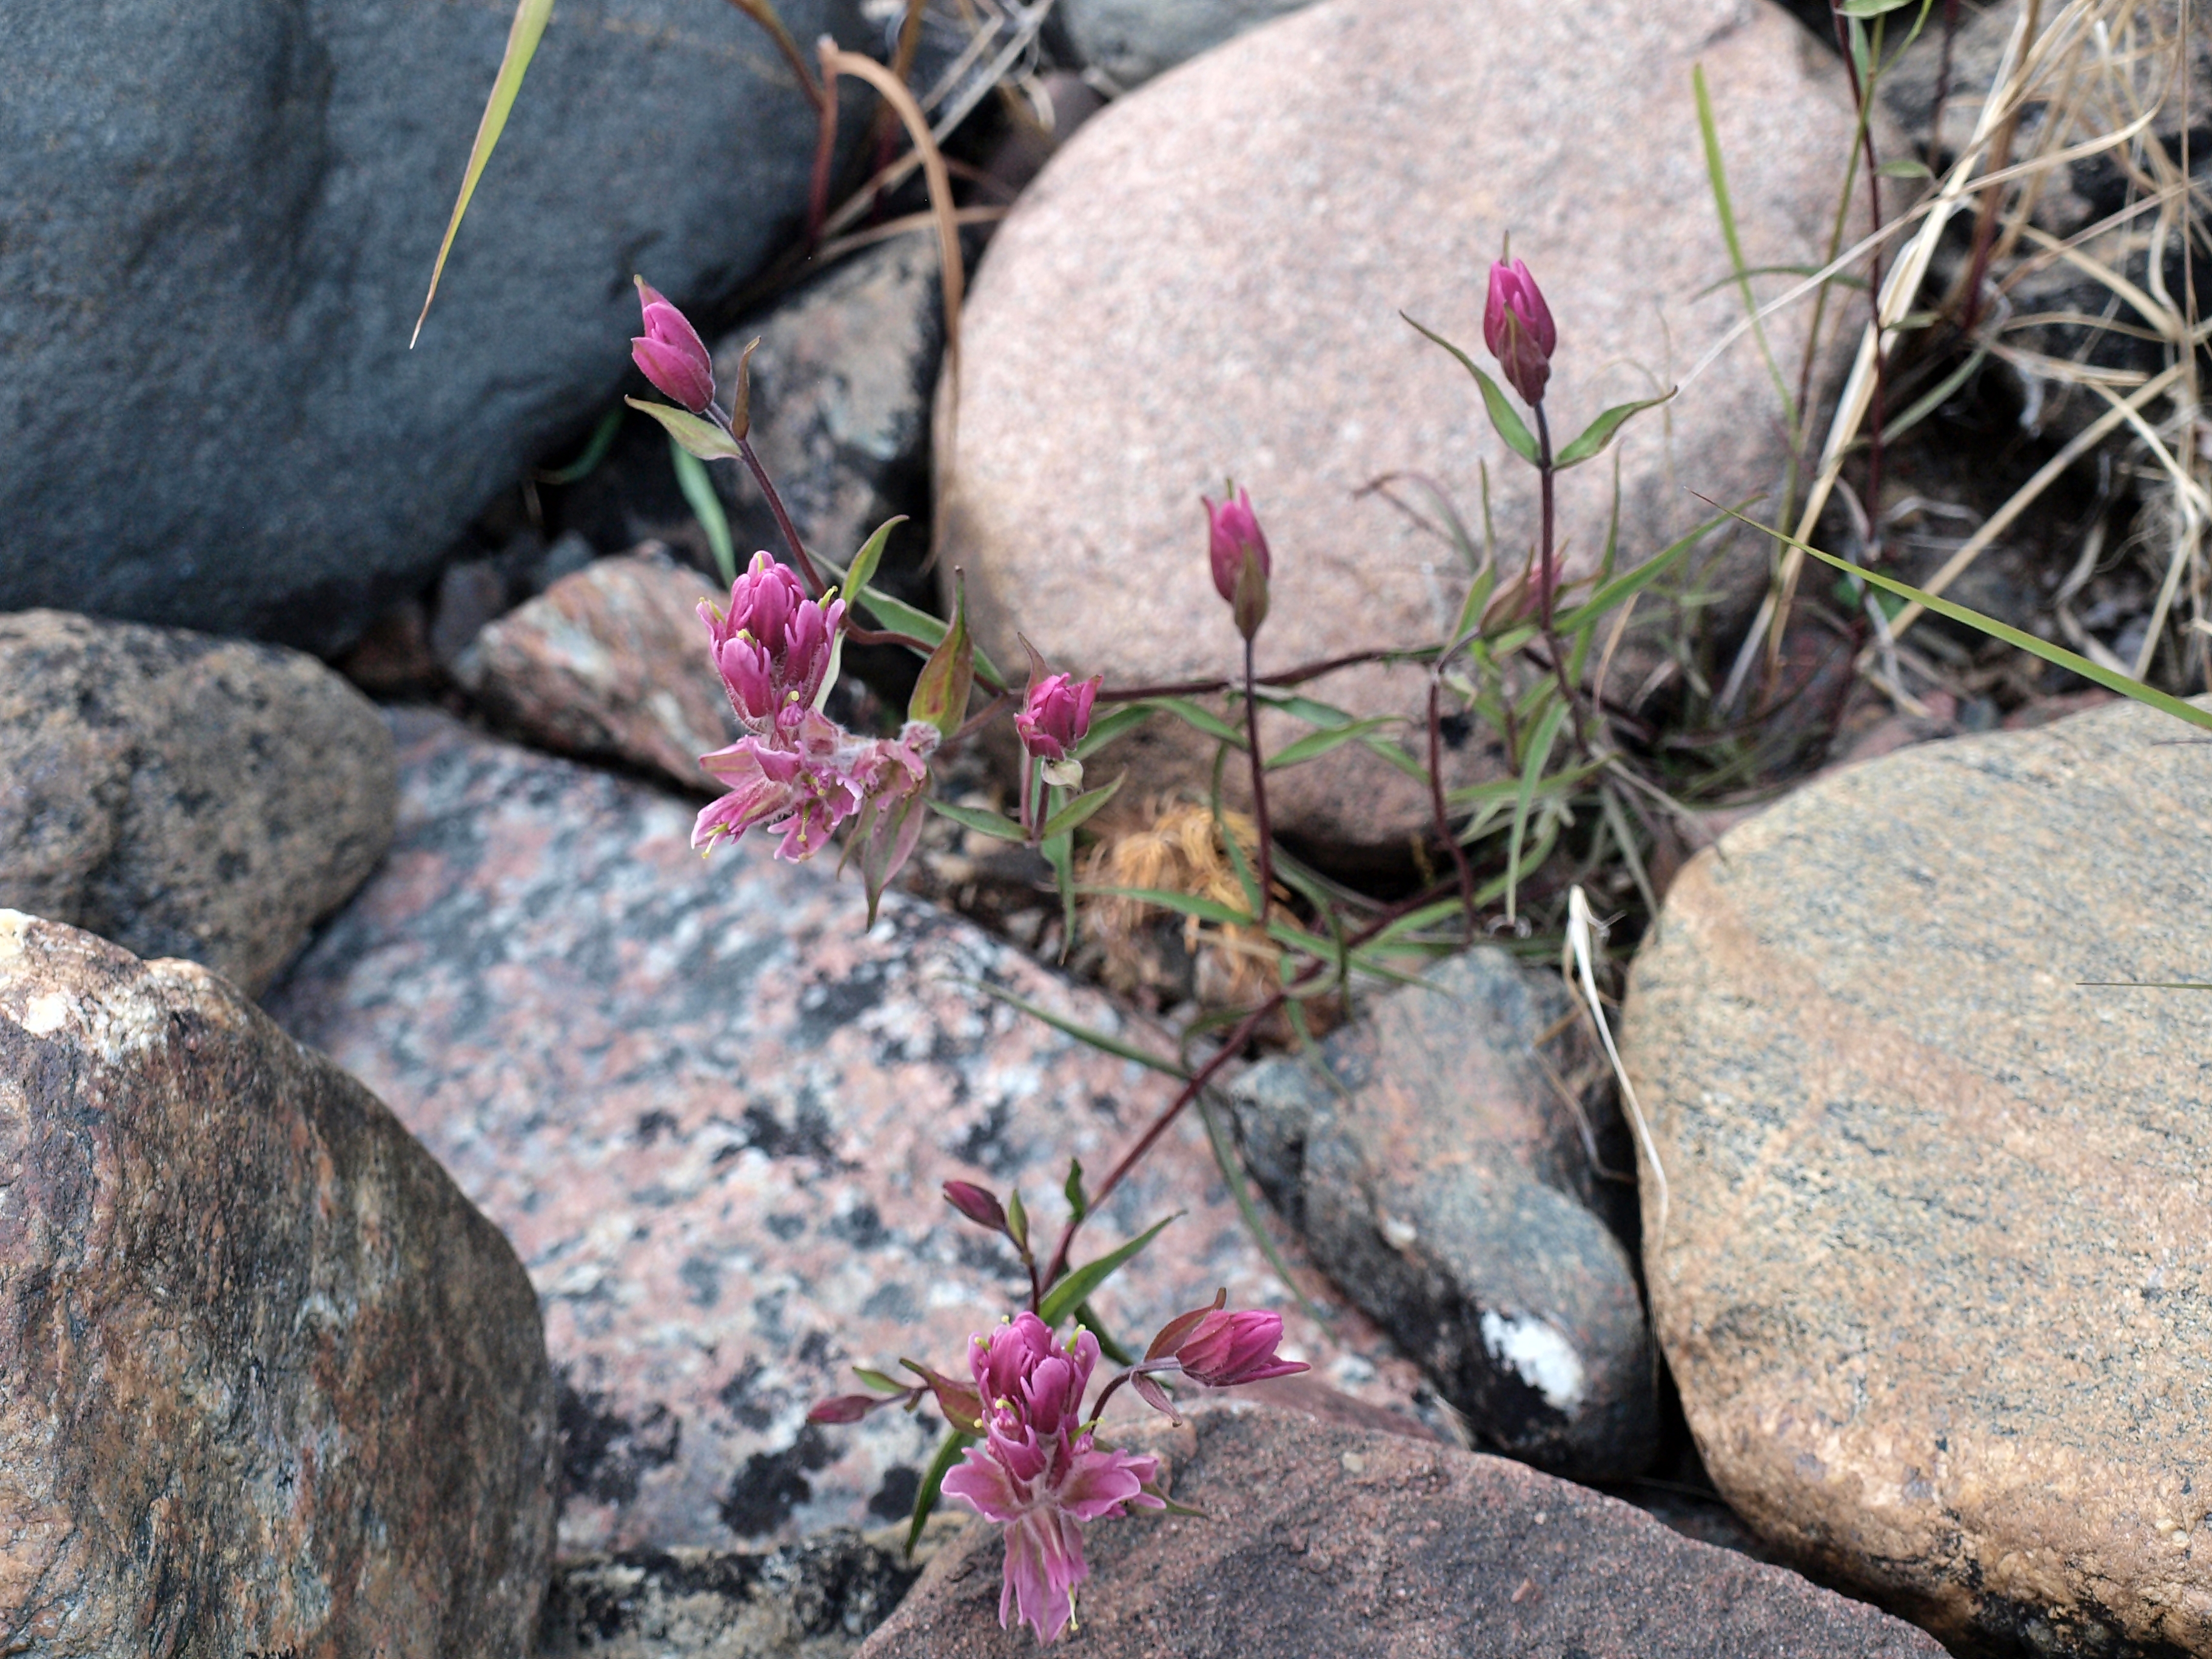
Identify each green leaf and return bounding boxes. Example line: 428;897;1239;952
626;397;742;462
1264;716;1396;771
908;571;975;736
669;439;736;586
1402;314;1539;463
1075;703;1156;756
1553;390;1678;469
1251;691;1364;728
534;404;625;487
843;515;907;604
905;1427;975;1558
1038;1215;1179;1327
1152;697;1247;748
1076;885;1255;929
1875;156;1935;179
963;979;1185;1079
926;797;1026;842
1837;0;1920;14
412;0;554;346
1694;65;1797;426
1505;699;1570;922
1041;773;1124;840
1553;503;1738;632
1042;830;1078;959
1064;1159;1088;1224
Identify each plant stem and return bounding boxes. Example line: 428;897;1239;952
1099;647;1414;702
805;50;841;252
1242;634;1275;925
1427;672;1478;940
1830;3;1889;565
736;434;826;597
1532;404;1585;740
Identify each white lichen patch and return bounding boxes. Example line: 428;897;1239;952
1480;1310;1586;1413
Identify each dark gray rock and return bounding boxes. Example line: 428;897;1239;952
712;237;944;601
0;609;395;994
1053;0;1320;87
538;1530;917;1658
0;911;557;1658
1230;948;1656;1481
0;0;866;655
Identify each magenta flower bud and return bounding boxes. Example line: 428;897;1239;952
944;1179;1009;1235
807;1393;880;1425
631;275;716;414
1202;486;1272;640
1173;1308;1307;1388
1014;672;1101;766
1483;256;1557;409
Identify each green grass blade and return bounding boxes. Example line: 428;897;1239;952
413;0;554;347
1693;64;1796;426
905;1427;975;1557
534;405;624;486
1077;703;1157;756
1264;717;1395;771
1038;1215;1178;1326
926;798;1025;842
669;440;736;585
1401;314;1540;463
1504;700;1569;922
964;980;1186;1079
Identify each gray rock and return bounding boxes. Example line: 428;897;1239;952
0;0;865;655
1624;695;2212;1657
0;609;395;995
713;237;944;600
1230;948;1655;1481
0;911;556;1658
1054;0;1319;88
538;1530;917;1658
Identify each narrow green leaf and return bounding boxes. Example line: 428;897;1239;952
1553;503;1738;632
626;397;742;461
1041;773;1124;840
1076;885;1255;929
1264;717;1395;771
534;404;624;486
908;572;975;736
1075;1299;1136;1366
1076;703;1156;756
926;798;1026;842
1210;752;1265;918
1193;1091;1330;1327
1038;1215;1178;1327
1064;1159;1088;1223
964;979;1186;1079
1838;0;1920;15
905;1427;975;1557
1251;691;1363;728
412;0;554;346
1402;314;1540;463
1693;64;1796;425
1553;389;1678;469
669;439;736;586
1505;700;1570;922
844;515;907;604
1042;830;1078;958
1153;697;1247;748
1875;156;1935;179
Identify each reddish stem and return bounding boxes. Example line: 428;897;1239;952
1242;634;1274;925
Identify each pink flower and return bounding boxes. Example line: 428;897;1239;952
1202;486;1272;640
940;1314;1164;1643
1483;256;1557;408
632;277;717;414
700;552;846;730
1173;1308;1307;1387
1015;672;1100;765
693;711;936;862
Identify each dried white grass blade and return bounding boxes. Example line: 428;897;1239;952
1564;886;1667;1246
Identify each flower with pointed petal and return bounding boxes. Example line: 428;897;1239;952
631;276;716;414
1483;256;1557;409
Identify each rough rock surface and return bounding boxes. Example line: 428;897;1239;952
857;1405;1949;1658
714;238;943;606
0;912;555;1658
459;547;735;793
1231;948;1654;1480
1624;695;2212;1657
264;711;1426;1555
941;0;1866;853
0;0;863;654
1053;0;1319;87
539;1530;917;1658
0;609;395;994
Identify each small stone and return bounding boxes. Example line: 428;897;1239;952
1624;695;2212;1655
457;546;735;793
0;609;395;994
854;1406;1949;1658
1230;948;1654;1480
264;711;1426;1553
0;911;555;1657
941;0;1866;854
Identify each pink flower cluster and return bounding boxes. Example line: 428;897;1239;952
942;1315;1164;1643
693;551;936;860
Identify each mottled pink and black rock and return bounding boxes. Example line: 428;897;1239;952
264;711;1426;1556
1230;948;1654;1480
0;912;555;1658
856;1406;1950;1658
0;609;395;995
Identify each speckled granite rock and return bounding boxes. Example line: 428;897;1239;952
1624;695;2212;1657
857;1406;1949;1658
940;0;1865;854
538;1529;916;1658
0;609;395;995
0;912;555;1658
458;547;734;793
264;710;1424;1555
1230;948;1654;1480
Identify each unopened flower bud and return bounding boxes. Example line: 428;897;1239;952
1174;1308;1307;1388
632;276;716;414
807;1393;880;1425
1016;671;1101;780
943;1179;1008;1235
1203;486;1272;641
1483;256;1557;409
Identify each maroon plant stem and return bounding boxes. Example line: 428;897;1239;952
1532;404;1584;740
736;435;826;597
1097;648;1413;703
805;52;841;253
1427;674;1477;940
1242;635;1275;926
